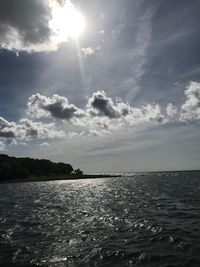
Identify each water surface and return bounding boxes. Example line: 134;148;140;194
0;172;200;266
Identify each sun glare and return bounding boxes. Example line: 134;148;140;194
50;2;86;41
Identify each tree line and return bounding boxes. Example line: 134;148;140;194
0;154;76;181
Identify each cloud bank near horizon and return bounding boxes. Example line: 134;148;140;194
0;81;200;150
0;116;65;150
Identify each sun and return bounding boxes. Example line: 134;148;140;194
50;2;86;41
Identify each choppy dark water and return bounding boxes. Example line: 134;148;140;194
0;172;200;267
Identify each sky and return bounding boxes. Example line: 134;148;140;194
0;0;200;172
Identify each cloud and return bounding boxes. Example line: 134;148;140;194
86;90;131;119
180;82;200;122
0;116;16;139
2;82;200;148
18;119;65;139
40;142;50;147
77;91;166;135
166;103;178;118
25;86;200;135
126;104;166;126
26;90;169;137
81;47;95;56
0;0;52;52
86;91;165;127
0;116;65;147
25;90;168;138
0;0;84;52
27;93;85;120
0;131;15;138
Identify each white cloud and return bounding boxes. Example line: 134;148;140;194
0;116;65;148
126;104;166;126
0;116;16;139
18;119;65;139
166;103;178;118
81;47;95;56
26;90;168;136
3;82;200;149
180;82;200;122
40;142;50;147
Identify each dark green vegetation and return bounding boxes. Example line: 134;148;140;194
0;154;74;182
0;154;121;183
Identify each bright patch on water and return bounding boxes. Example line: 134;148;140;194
0;172;200;266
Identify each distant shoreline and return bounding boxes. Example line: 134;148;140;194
1;170;200;185
0;174;122;184
1;154;199;185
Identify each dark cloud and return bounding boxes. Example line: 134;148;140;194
0;131;15;138
91;95;120;118
0;0;51;51
44;102;81;120
87;90;130;119
27;93;85;120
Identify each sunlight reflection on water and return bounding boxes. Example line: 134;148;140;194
0;173;200;266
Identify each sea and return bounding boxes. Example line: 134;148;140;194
0;171;200;267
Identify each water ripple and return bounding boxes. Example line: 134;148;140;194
0;172;200;266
